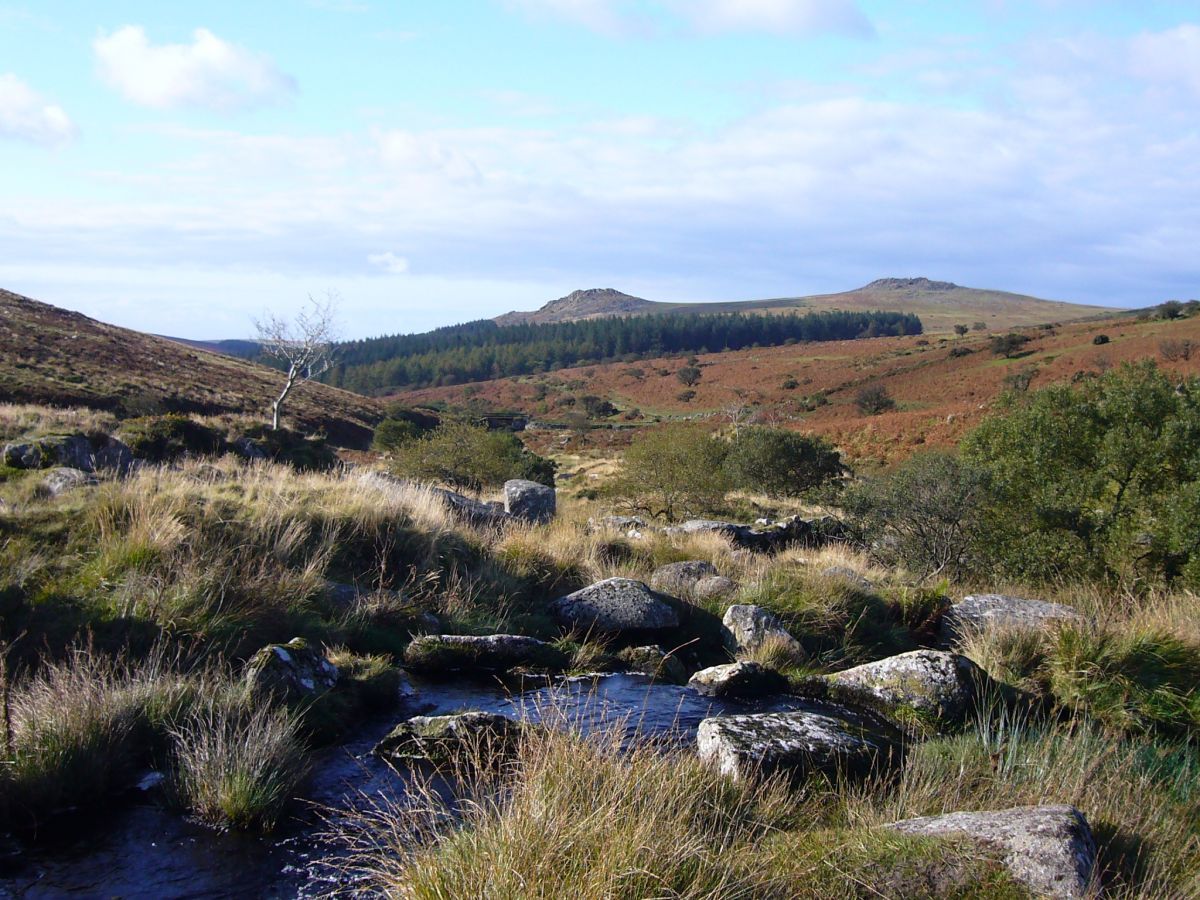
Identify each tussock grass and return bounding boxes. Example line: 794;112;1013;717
169;699;308;832
0;404;119;442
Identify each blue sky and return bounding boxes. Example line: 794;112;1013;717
1;1;1197;338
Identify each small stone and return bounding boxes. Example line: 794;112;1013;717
244;637;338;701
617;645;688;684
42;467;97;496
887;805;1097;899
374;711;527;766
689;661;787;699
649;560;719;596
693;575;738;602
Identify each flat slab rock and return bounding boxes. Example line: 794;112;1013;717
374;711;526;765
697;708;901;782
827;649;983;726
649;560;719;596
550;577;679;633
689;661;787;699
943;594;1085;641
404;634;568;674
887;804;1097;899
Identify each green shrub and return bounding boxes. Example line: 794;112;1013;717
855;385;895;415
372;417;423;452
607;424;730;521
724;427;845;499
119;415;225;462
990;333;1031;358
391;422;555;492
676;365;701;387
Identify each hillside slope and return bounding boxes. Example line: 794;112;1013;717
0;289;383;446
495;278;1117;333
397;310;1200;465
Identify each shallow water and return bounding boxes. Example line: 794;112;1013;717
0;674;818;899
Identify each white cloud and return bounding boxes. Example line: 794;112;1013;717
1130;24;1200;97
504;0;635;35
0;73;75;145
368;251;410;274
94;25;296;111
668;0;872;37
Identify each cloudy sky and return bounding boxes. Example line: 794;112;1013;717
1;1;1197;338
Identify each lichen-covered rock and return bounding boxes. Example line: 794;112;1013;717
591;515;649;535
617;645;687;684
820;566;876;591
42;467;97;496
550;578;679;633
374;711;526;766
504;479;556;524
887;805;1097;899
404;634;568;675
689;661;787;699
697;708;901;782
434;488;513;528
693;575;738;602
244;637;338;701
827;650;984;727
649;560;719;596
942;594;1085;642
4;434;91;471
722;604;803;659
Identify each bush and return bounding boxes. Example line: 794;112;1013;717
963;360;1200;584
948;346;973;358
372;417;427;453
119;415;225;462
676;390;696;403
855;385;896;415
842;452;993;579
724;427;844;499
676;366;701;387
239;424;336;471
953;324;969;336
1159;339;1192;362
1093;334;1110;346
608;424;730;521
580;395;617;419
392;422;556;493
781;377;799;390
989;333;1032;358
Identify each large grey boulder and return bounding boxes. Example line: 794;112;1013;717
42;467;97;496
4;434;92;471
887;805;1097;899
374;711;527;766
617;645;687;684
943;594;1085;642
91;435;133;474
826;649;984;727
550;578;679;633
697;708;900;782
503;479;556;524
404;634;568;675
689;661;787;699
244;637;338;702
649;560;719;596
722;604;803;660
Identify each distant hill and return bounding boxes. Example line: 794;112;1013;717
159;335;261;359
495;278;1118;333
0;290;383;447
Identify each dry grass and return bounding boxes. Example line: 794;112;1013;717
0;403;119;442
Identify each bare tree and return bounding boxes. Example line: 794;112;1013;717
253;293;339;431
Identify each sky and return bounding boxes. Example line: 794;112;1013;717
0;1;1197;339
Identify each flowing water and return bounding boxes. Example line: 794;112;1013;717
0;674;819;899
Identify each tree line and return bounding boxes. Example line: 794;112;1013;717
322;309;923;394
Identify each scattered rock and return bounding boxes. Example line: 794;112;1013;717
827;650;985;727
942;594;1085;642
244;637;338;701
722;604;804;659
663;516;852;553
591;515;650;535
4;434;92;471
887;805;1097;899
617;645;687;684
697;708;901;782
649;560;719;596
42;467;97;496
550;577;679;634
374;711;527;766
503;479;556;524
693;575;739;602
404;634;568;675
820;566;875;591
689;661;788;699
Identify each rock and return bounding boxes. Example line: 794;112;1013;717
3;441;44;469
689;661;788;699
4;434;93;471
374;711;526;766
617;645;688;684
92;436;133;474
591;514;649;533
693;575;738;602
827;650;984;727
722;604;803;659
820;566;875;591
649;560;719;596
433;487;513;528
887;805;1097;899
244;637;338;701
42;467;97;496
503;479;556;524
697;708;901;782
942;594;1085;642
404;634;568;675
550;577;679;634
663;516;852;554
233;437;267;460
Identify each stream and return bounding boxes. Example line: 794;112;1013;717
0;673;819;899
